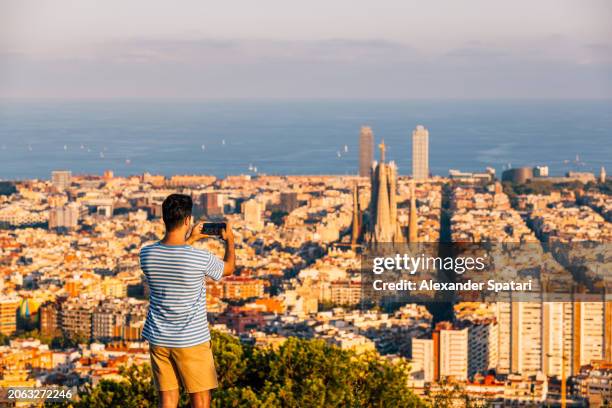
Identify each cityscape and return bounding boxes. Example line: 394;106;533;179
0;123;610;406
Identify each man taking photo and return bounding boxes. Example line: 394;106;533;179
140;193;235;408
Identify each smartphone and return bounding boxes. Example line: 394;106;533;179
201;222;226;236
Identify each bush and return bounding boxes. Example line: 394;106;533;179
48;331;425;408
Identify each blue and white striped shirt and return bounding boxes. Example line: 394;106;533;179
139;242;224;348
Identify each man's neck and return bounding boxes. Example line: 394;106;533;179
161;231;187;246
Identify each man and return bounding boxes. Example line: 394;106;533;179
140;194;235;408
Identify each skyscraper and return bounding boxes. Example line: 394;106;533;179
542;301;573;378
511;301;543;376
411;125;429;180
359;126;374;177
572;301;606;374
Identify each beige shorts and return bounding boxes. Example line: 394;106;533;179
150;341;218;393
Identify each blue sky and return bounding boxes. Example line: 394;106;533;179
1;0;611;98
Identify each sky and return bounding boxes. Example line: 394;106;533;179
1;0;611;99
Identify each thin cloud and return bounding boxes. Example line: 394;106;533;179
0;36;610;98
445;47;508;59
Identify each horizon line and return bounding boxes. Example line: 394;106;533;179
1;96;612;102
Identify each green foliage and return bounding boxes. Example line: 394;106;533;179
425;381;486;408
50;333;90;349
585;179;612;194
46;365;158;408
270;211;289;226
51;331;426;408
502;178;612;199
212;331;248;388
12;329;54;345
216;335;424;407
502;179;589;208
318;300;361;312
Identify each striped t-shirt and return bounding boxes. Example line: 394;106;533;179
139;242;224;348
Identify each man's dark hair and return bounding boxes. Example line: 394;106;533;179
162;194;193;231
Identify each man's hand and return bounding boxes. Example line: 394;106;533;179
221;222;236;276
221;221;234;243
186;220;210;245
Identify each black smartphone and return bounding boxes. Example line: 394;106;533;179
201;222;226;236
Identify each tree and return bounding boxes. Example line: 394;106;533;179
51;331;426;408
13;329;54;345
211;331;248;388
47;365;159;408
425;380;486;408
50;333;89;350
270;211;288;226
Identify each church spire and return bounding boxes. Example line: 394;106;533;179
378;140;386;163
388;161;403;242
408;180;418;243
375;161;392;242
368;138;403;244
351;183;360;247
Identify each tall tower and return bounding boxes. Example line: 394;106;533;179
600;166;607;183
374;151;392;242
542;301;573;378
510;301;543;375
408;180;418;243
388;161;403;240
359;126;374;177
572;301;606;375
412;125;429;180
351;183;360;246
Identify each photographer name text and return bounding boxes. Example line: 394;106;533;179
371;279;533;293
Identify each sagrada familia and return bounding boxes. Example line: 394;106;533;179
351;140;418;246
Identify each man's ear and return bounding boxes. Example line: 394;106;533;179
184;216;192;228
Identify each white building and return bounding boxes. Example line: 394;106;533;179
438;326;469;381
411;125;429;180
243;199;264;231
466;319;499;377
49;202;81;230
411;338;434;382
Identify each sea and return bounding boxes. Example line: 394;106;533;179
0;99;610;180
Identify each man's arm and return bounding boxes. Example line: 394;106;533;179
221;223;235;276
186;220;206;246
187;220;235;277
